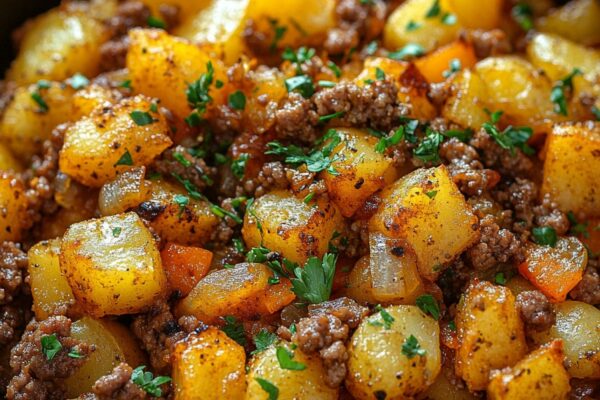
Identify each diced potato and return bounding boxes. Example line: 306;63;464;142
246;341;338;400
369;166;479;281
505;275;536;296
0;82;74;160
536;0;600;46
242;189;343;265
0;173;30;242
423;362;478;400
141;180;219;246
64;317;146;397
531;301;600;379
7;8;109;85
0;144;22;172
241;68;288;135
487;340;570;400
415;39;478;83
176;263;294;324
344;255;425;305
346;305;441;399
127;28;226;120
142;0;210;17
320;128;397;217
442;69;490;129
172;327;246;400
59;95;172;187
540;122;600;216
98;167;152;216
455;280;528;391
448;0;502;29
518;237;587;302
28;239;77;320
60;212;167;317
384;0;460;53
70;83;120;118
474;57;557;128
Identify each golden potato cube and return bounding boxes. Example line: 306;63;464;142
28;239;77;320
127;28;226;120
442;69;490;129
423;363;478;400
320;128;397;217
142;0;210;17
536;0;600;46
346;305;441;399
448;0;502;29
0;144;22;172
487;340;570;400
384;0;460;53
64;317;146;397
246;341;338;400
455;280;528;391
531;301;600;379
0;82;74;160
71;83;120;118
369;165;479;281
142;180;219;246
172;327;246;400
541;122;600;216
59;212;167;317
0;173;30;242
242;189;343;265
59;95;172;187
7;9;108;85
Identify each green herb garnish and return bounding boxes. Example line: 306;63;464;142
41;334;62;360
416;294;440;320
130;111;154;126
532;226;557;247
131;366;171;397
402;335;426;358
276;346;306;370
221;315;246;346
114;150;133;167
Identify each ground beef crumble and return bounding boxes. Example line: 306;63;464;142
0;242;28;306
569;260;600;305
516;290;556;332
466;215;524;270
90;363;148;400
153;146;217;194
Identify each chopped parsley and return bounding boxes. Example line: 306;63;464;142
282;47;316;72
68;349;84;359
31;90;48;112
118;79;132;89
221;315;246;346
406;20;422;31
442;128;474;142
532;226;557;247
368;304;395;329
448;320;457;331
284;75;314;98
319;111;345;123
41;334;62;360
173;194;189;218
388;43;425;60
291;253;337;304
442;58;461;78
303;192;315;204
232;238;245;253
210;204;243;224
266;132;341;175
69;73;89;90
231;153;249;179
413;128;443;162
416;294;440;320
130;111;154;126
482;110;534;156
114;150;133;167
365;41;379;55
375;126;404;153
112;227;122;237
494;272;507;285
425;0;441;18
551;68;582;116
512;3;534;31
567;211;589;238
147;15;166;29
228;90;246;110
402;335;426;358
268;18;287;52
441;12;457;25
173;152;192;168
252;329;278;355
375;67;386;81
185;61;215;125
318;80;337;88
255;377;279;400
275;346;307;370
327;61;342;78
425;190;438;199
131;366;171;397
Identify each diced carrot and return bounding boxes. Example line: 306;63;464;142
518;237;587;302
256;278;296;315
415;40;477;83
161;242;213;296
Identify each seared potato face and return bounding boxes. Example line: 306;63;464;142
0;173;30;242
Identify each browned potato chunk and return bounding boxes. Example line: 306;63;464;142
320;128;397;217
0;144;22;172
442;69;490;129
487;340;570;400
172;327;246;399
242;189;343;264
541;122;600;216
59;95;172;187
60;212;167;317
536;0;600;46
455;280;528;391
369;166;479;280
0;173;30;242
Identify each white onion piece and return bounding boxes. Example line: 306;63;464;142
98;167;151;216
369;232;422;300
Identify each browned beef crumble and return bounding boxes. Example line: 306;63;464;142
516;290;556;332
91;363;148;400
153;146;217;194
470;128;534;179
0;305;26;346
569;260;600;305
462;29;512;59
466;215;524;270
569;378;600;400
6;316;92;400
0;242;28;306
274;92;320;142
240;161;291;197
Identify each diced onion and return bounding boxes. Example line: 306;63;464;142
98;167;151;216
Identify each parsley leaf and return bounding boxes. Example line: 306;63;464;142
231;153;249;179
442;128;473;143
532;226;557;247
41;334;62;360
266;134;340;175
551;68;582;116
131;366;171;397
255;377;279;400
186;61;215;124
228;90;246;110
442;58;461;78
425;190;438;199
112;226;122;237
114;150;133;167
482;110;534;156
173;194;189;218
512;3;534;31
413;128;443;162
592;105;600;121
365;41;378;55
130;111;154;126
221;315;246;346
375;126;404;153
370;304;395;329
147;15;166;29
327;61;342;78
173;152;192;168
425;0;441;18
118;79;132;89
282;47;315;72
319;111;345;123
268;18;287;52
406;20;421;31
284;75;314;98
68;349;84;358
416;294;440;320
441;12;457;25
69;73;89;90
252;329;278;355
291;253;337;304
276;346;307;370
375;67;386;81
567;211;589;238
388;43;425;60
494;272;507;285
402;335;426;358
31;91;48;112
